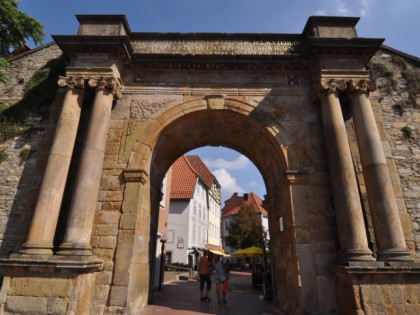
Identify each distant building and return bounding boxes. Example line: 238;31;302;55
153;167;172;288
166;155;222;266
221;192;269;254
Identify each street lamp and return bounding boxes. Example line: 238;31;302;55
262;231;272;300
159;237;167;291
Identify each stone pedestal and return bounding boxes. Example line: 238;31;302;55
332;264;420;314
0;257;103;315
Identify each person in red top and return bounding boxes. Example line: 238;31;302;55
199;250;213;301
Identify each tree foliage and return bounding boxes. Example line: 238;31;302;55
224;204;265;250
0;0;45;82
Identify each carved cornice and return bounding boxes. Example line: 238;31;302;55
123;169;149;184
347;79;377;94
302;37;384;62
134;61;302;72
57;75;85;90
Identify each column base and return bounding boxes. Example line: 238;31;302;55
19;241;54;255
378;248;414;262
0;255;103;272
56;242;93;256
339;248;376;263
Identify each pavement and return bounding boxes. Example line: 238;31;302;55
140;271;282;315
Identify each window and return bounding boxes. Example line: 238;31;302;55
193;224;196;243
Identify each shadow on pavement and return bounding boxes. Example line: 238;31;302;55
141;271;282;315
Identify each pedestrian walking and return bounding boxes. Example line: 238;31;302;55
198;250;212;302
214;255;227;304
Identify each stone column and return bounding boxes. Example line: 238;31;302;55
20;76;85;255
57;76;122;256
318;79;374;262
348;80;413;262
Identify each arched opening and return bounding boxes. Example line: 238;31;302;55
155;145;269;288
128;97;304;313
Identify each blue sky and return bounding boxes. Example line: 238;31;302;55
18;0;419;204
20;0;419;56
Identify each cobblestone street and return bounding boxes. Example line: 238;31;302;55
141;271;282;315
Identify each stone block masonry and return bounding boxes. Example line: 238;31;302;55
0;15;419;315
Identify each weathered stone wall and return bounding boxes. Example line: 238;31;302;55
0;43;62;105
0;43;63;256
0;271;96;315
0;39;419;315
334;266;420;314
369;48;420;257
344;47;420;259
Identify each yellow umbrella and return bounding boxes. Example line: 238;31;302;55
232;246;264;257
209;249;230;257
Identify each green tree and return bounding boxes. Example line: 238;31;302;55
0;0;45;82
224;204;265;250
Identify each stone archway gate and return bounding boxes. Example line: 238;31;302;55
0;15;419;315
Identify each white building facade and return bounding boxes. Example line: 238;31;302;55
165;155;222;266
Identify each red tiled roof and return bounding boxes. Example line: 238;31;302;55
185;155;214;188
170;155;214;199
222;192;268;218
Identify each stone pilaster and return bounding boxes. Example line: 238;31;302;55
348;79;413;262
20;76;85;255
318;79;374;262
58;76;122;256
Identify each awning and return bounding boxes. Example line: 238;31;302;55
209;249;230;257
232;246;265;257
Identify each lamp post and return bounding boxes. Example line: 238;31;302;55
262;232;272;300
159;237;167;291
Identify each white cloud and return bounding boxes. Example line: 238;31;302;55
212;168;245;197
248;180;264;189
359;0;373;17
316;0;374;19
335;0;350;16
204;155;249;171
314;9;327;15
319;0;352;16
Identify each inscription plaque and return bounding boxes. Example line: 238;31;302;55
132;40;301;56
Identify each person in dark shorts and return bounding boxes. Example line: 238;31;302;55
199;250;213;301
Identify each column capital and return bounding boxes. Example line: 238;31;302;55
320;79;347;93
347;79;377;94
313;79;347;100
58;75;85;90
88;76;122;99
